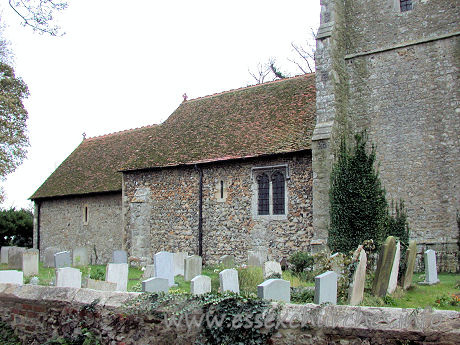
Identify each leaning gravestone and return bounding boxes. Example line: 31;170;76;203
402;240;417;290
419;249;440;285
173;252;188;276
154;251;174;286
220;255;235;268
1;246;12;264
348;246;367;306
257;279;290;302
184;255;202;281
142;277;169;293
106;263;129;291
191;275;211;295
263;261;282;279
22;249;39;277
143;265;155;279
0;270;23;285
372;236;397;297
8;247;26;269
387;241;401;294
56;267;81;288
73;247;89;266
54;251;72;268
314;271;337;305
44;247;61;268
112;250;128;264
219;269;239;293
86;278;117;291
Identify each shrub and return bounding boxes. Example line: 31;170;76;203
89;266;105;281
289;251;314;274
291;287;314;303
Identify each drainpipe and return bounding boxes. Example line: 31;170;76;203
36;201;41;251
195;165;203;257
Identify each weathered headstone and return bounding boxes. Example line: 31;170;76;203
387;241;401;294
106;263;129;291
219;268;239;293
1;246;12;264
402;240;417;290
420;249;440;285
43;247;61;268
73;247;89;266
257;279;290;302
154;251;174;286
142;277;169;293
0;270;23;285
330;253;343;276
220;255;235;268
372;236;397;297
143;265;155;279
56;267;82;288
86;278;117;291
112;250;128;264
54;251;72;268
173;252;188;276
191;275;211;295
348;246;367;306
184;255;202;282
248;248;268;267
22;249;39;277
263;261;282;279
314;271;337;305
8;247;26;269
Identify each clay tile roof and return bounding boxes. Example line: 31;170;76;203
31;74;316;200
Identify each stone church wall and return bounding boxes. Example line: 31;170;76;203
123;152;313;264
34;193;122;264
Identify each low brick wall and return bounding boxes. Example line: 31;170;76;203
1;284;459;345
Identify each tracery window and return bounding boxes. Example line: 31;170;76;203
257;173;270;215
400;0;412;12
254;167;287;217
272;171;285;215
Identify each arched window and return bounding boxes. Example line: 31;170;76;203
272;171;285;215
400;0;412;12
257;173;269;215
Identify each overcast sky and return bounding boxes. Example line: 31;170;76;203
0;0;320;210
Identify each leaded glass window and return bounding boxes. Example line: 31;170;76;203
272;171;285;215
400;0;412;12
257;173;269;215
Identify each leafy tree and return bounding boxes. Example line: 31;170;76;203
0;207;33;247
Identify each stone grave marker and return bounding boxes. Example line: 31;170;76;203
112;250;128;264
387;241;401;294
73;247;89;266
0;270;23;285
43;247;61;268
248;247;268;267
173;252;188;276
263;261;282;279
372;236;397;297
154;251;174;286
184;255;202;281
330;253;343;276
314;271;337;305
420;249;440;285
86;278;117;291
402;240;417;290
142;277;169;293
56;267;82;288
22;249;39;277
220;255;235;268
348;246;367;305
143;265;155;279
1;246;12;264
106;263;129;291
257;279;290;302
54;251;72;268
219;268;239;294
191;275;211;295
8;247;26;269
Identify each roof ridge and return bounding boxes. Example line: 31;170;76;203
186;73;314;103
85;124;159;142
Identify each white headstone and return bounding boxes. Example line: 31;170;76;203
421;249;440;285
263;261;282;279
173;252;188;276
106;263;129;291
184;255;202;281
348;247;367;306
219;269;239;294
0;270;23;285
142;277;169;293
191;275;211;295
43;247;61;268
56;267;82;288
314;271;337;305
154;251;174;286
73;247;89;266
112;250;128;264
8;247;26;269
387;241;401;294
142;265;155;279
1;246;12;264
248;248;268;267
22;249;39;277
54;251;71;268
257;279;290;302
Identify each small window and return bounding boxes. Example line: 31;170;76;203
220;180;224;199
400;0;412;12
83;205;89;225
257;173;270;215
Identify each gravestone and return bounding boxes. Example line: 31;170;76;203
86;278;117;291
219;268;239;293
173;252;188;276
420;249;440;285
372;236;397;297
154;251;174;286
142;277;169;293
257;279;290;302
0;270;23;285
8;247;26;269
348;246;367;306
191;275;211;295
248;247;268;267
54;251;72;268
22;249;39;277
112;250;128;264
263;261;282;279
387;241;401;294
402;240;417;290
143;265;155;279
56;267;82;288
314;271;337;305
330;253;343;276
184;255;202;282
106;263;129;291
44;247;61;268
220;255;235;268
280;257;288;271
1;246;12;264
73;247;89;266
